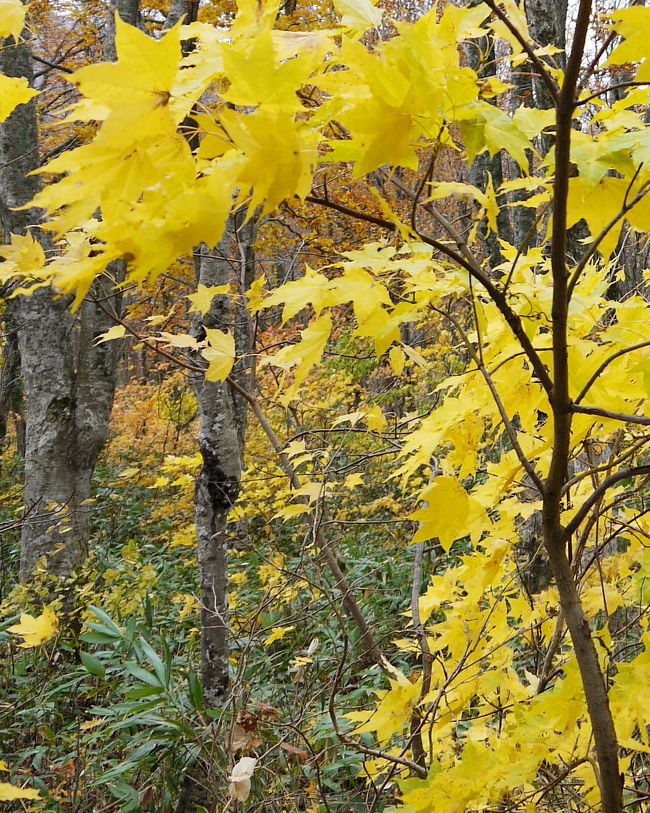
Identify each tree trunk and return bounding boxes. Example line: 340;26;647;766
104;0;142;60
0;9;124;581
192;219;255;707
175;223;255;813
506;0;568;250
0;301;25;458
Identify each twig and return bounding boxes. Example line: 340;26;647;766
574;340;650;405
562;465;650;542
571;404;650;426
482;0;559;103
225;375;390;673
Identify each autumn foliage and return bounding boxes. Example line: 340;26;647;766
1;0;650;811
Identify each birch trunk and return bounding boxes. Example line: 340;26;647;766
192;217;255;707
0;10;124;581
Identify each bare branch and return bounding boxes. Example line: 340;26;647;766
482;0;559;103
575;339;650;405
562;465;650;542
568;176;649;299
571;403;650;426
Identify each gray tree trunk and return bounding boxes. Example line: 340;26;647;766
0;8;125;580
104;0;142;60
464;4;509;265
192;215;255;708
163;0;193;27
506;0;568;250
0;301;25;457
523;0;567;107
174;221;256;813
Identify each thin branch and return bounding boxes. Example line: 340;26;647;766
577;0;646;90
32;53;74;74
89;295;206;374
432;305;543;492
375;174;554;395
305;194;397;232
571;403;650;426
562;465;650;543
226;375;390;673
567;175;649;299
574;339;650;405
482;0;559;103
409;539;430;770
327;634;427;778
577;80;650;107
562;434;650;494
536;610;566;693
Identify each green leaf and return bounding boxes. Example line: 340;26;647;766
125;663;162;687
81;631;119;645
87;606;122;637
80;651;106;680
188;668;203;710
138;637;167;686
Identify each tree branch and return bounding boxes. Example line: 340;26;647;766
562;465;650;542
32;53;74;74
574;339;650;405
226;375;390;673
544;1;624;810
571;403;650;426
482;0;559;103
307;191;554;397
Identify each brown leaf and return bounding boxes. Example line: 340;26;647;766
279;742;309;761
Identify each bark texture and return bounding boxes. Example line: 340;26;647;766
163;0;193;27
0;15;123;580
545;3;623;809
174;224;255;813
0;301;25;457
104;0;142;60
192;219;255;708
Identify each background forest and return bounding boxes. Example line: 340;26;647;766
1;0;650;811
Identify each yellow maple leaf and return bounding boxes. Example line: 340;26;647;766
94;324;127;345
263;625;295;647
230;0;281;36
273;503;311;521
343;473;364;489
333;0;383;33
0;0;25;39
389;346;405;375
365;404;387;432
410;476;488;550
158;331;200;350
202;328;236;381
69;16;182;126
262;314;332;404
259;266;329;323
607;7;650;80
221;28;314;110
346;674;420;743
0;782;41;801
0;74;37;122
0;232;45;279
7;607;58;648
186;284;231;315
220;106;318;217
